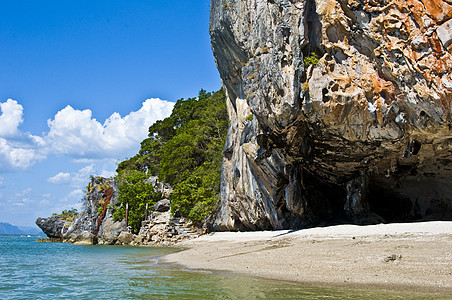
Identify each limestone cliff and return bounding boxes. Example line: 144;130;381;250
36;176;201;245
63;177;129;244
36;177;129;244
210;0;452;230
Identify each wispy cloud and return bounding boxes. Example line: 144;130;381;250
12;188;33;206
15;188;32;198
47;162;116;189
47;172;71;184
71;165;96;187
60;189;84;202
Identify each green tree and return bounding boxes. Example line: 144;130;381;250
163;90;227;223
113;172;159;233
170;160;222;222
53;208;79;222
115;89;228;225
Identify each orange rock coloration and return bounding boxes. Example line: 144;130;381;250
93;187;114;236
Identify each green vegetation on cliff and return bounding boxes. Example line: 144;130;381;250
303;52;319;67
116;89;227;228
52;209;78;222
113;172;159;233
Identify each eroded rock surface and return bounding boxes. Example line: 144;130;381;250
35;215;67;239
36;176;201;246
136;212;202;246
97;218;127;245
37;177;127;244
64;177;126;244
134;185;202;246
154;199;171;212
210;0;452;230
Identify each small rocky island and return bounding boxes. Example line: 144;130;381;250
36;90;228;245
36;176;202;245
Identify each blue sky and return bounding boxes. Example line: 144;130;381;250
0;0;221;226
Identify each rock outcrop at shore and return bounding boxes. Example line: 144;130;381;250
36;176;201;245
132;179;203;246
35;215;67;240
210;0;452;230
65;177;126;245
136;211;202;246
36;177;128;244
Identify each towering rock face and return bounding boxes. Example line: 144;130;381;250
210;0;452;230
64;177;127;245
37;177;128;245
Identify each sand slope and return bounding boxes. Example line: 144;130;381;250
163;221;452;294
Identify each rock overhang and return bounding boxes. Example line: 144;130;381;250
209;0;452;230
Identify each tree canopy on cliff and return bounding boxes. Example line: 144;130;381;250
116;89;227;226
52;209;78;222
113;172;158;234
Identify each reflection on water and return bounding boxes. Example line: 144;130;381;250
0;235;446;299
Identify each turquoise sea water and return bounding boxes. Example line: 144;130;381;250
0;235;448;299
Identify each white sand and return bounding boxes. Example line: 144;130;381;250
163;221;452;295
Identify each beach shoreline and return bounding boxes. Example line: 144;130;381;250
162;221;452;296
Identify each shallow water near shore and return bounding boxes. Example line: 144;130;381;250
0;235;447;299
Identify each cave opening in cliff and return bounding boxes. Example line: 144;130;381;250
367;174;452;223
367;186;414;223
302;171;348;225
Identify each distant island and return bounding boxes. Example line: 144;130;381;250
0;222;43;235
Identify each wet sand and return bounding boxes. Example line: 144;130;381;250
163;221;452;295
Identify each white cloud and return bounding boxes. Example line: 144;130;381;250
0;97;174;172
47;160;117;191
0;138;44;170
0;99;23;138
44;98;174;158
0;176;3;187
45;106;104;155
72;202;83;212
39;199;50;206
47;165;95;188
47;172;71;184
72;164;96;187
60;189;83;202
0;99;45;171
15;188;32;197
98;169;116;179
12;188;33;206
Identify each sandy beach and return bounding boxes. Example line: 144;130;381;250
163;221;452;295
